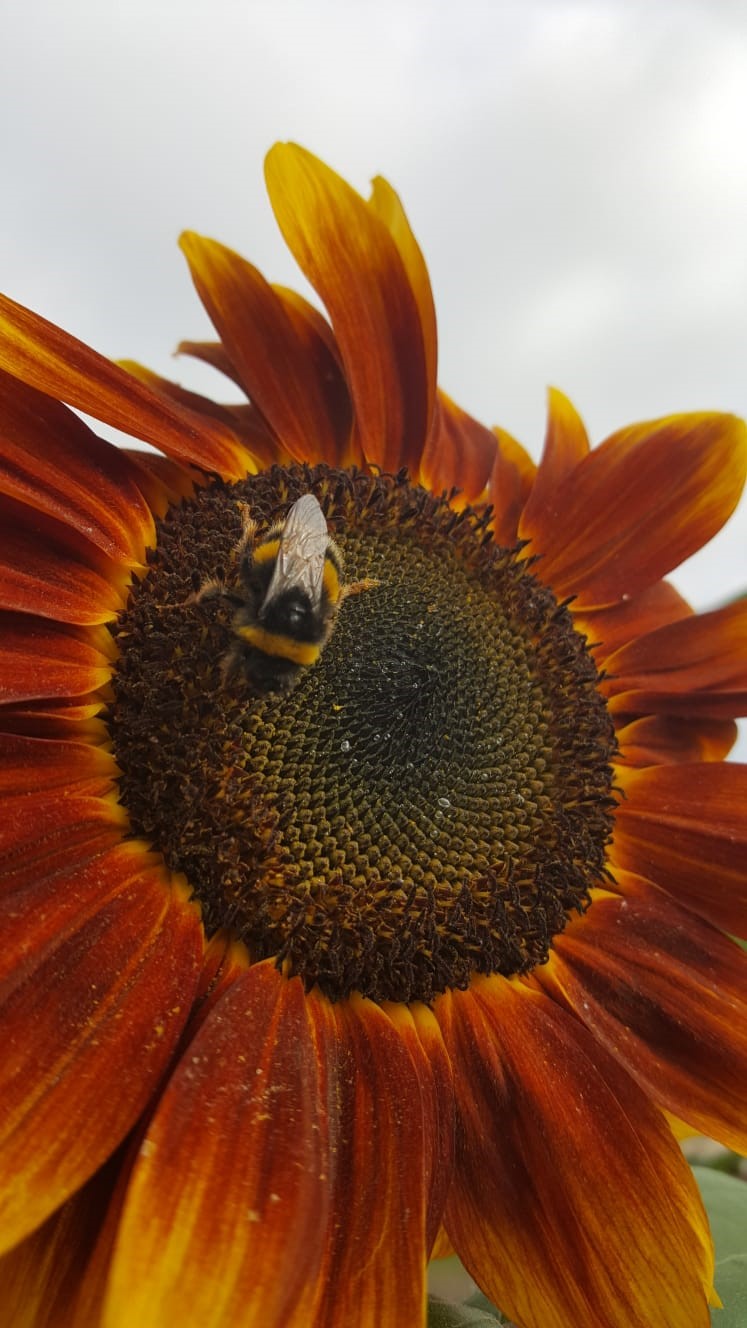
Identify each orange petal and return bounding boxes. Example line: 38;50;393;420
176;342;291;464
185;934;252;1036
0;495;130;624
0;838;160;987
119;360;256;449
0;616;115;705
266;143;433;476
540;881;747;1152
0;789;126;895
368;174;438;432
0;1158;118;1328
70;941;254;1328
0;370;155;564
272;285;361;467
517;388;590;535
179;234;354;468
104;962;335;1328
0;294;251;480
222;401;299;469
603;600;747;720
0;731;117;795
574;579;692;665
175;344;301;469
176;338;244;389
438;976;715;1328
120;447;198;514
521;413;747;608
613;763;747;936
429;1228;455;1260
382;1001;455;1252
307;993;435;1328
616;714;738;766
0;852;203;1251
488;426;536;547
0;701;105;742
419;392;497;505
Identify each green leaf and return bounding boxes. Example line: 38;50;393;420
465;1290;509;1320
695;1166;747;1261
693;1165;747;1327
427;1295;505;1326
428;1171;747;1327
710;1253;747;1328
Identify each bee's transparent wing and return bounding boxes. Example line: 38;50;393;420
261;494;329;612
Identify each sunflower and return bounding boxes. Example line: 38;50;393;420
0;143;745;1328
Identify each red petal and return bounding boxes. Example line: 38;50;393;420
518;388;590;534
0;701;105;741
307;993;436;1328
438;977;715;1328
0;789;126;894
368;173;438;434
185;934;252;1036
121;447;197;514
0;494;129;624
616;714;738;766
521;413;747;608
175;343;300;470
419;392;497;505
119;360;257;453
488;426;536;547
179;235;356;468
0;731;117;795
272;285;361;467
430;1227;455;1260
541;881;747;1151
0;294;251;479
0;852;203;1251
224;401;299;469
603;600;747;720
69;944;259;1328
574;579;692;665
382;1001;455;1252
613;763;747;935
176;339;244;389
266;143;433;476
0;370;155;564
0;1157;118;1328
0;839;160;985
0;616;115;704
104;962;335;1328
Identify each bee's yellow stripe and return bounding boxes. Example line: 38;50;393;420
323;555;341;604
253;537;281;564
236;625;321;666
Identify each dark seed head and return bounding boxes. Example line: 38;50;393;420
110;465;617;1003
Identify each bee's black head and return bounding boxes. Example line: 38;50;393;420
260;588;317;641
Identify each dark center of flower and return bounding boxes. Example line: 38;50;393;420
110;465;617;1003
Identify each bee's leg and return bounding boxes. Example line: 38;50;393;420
218;640;245;685
340;577;381;602
188;578;244;607
233;502;258;565
190;504;258;607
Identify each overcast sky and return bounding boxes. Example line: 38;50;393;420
2;0;745;619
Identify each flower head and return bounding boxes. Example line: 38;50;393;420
0;143;745;1328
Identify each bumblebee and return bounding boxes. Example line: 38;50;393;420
199;493;375;694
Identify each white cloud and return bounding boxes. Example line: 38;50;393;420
1;0;745;616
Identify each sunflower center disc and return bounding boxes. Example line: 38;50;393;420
111;465;617;1002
